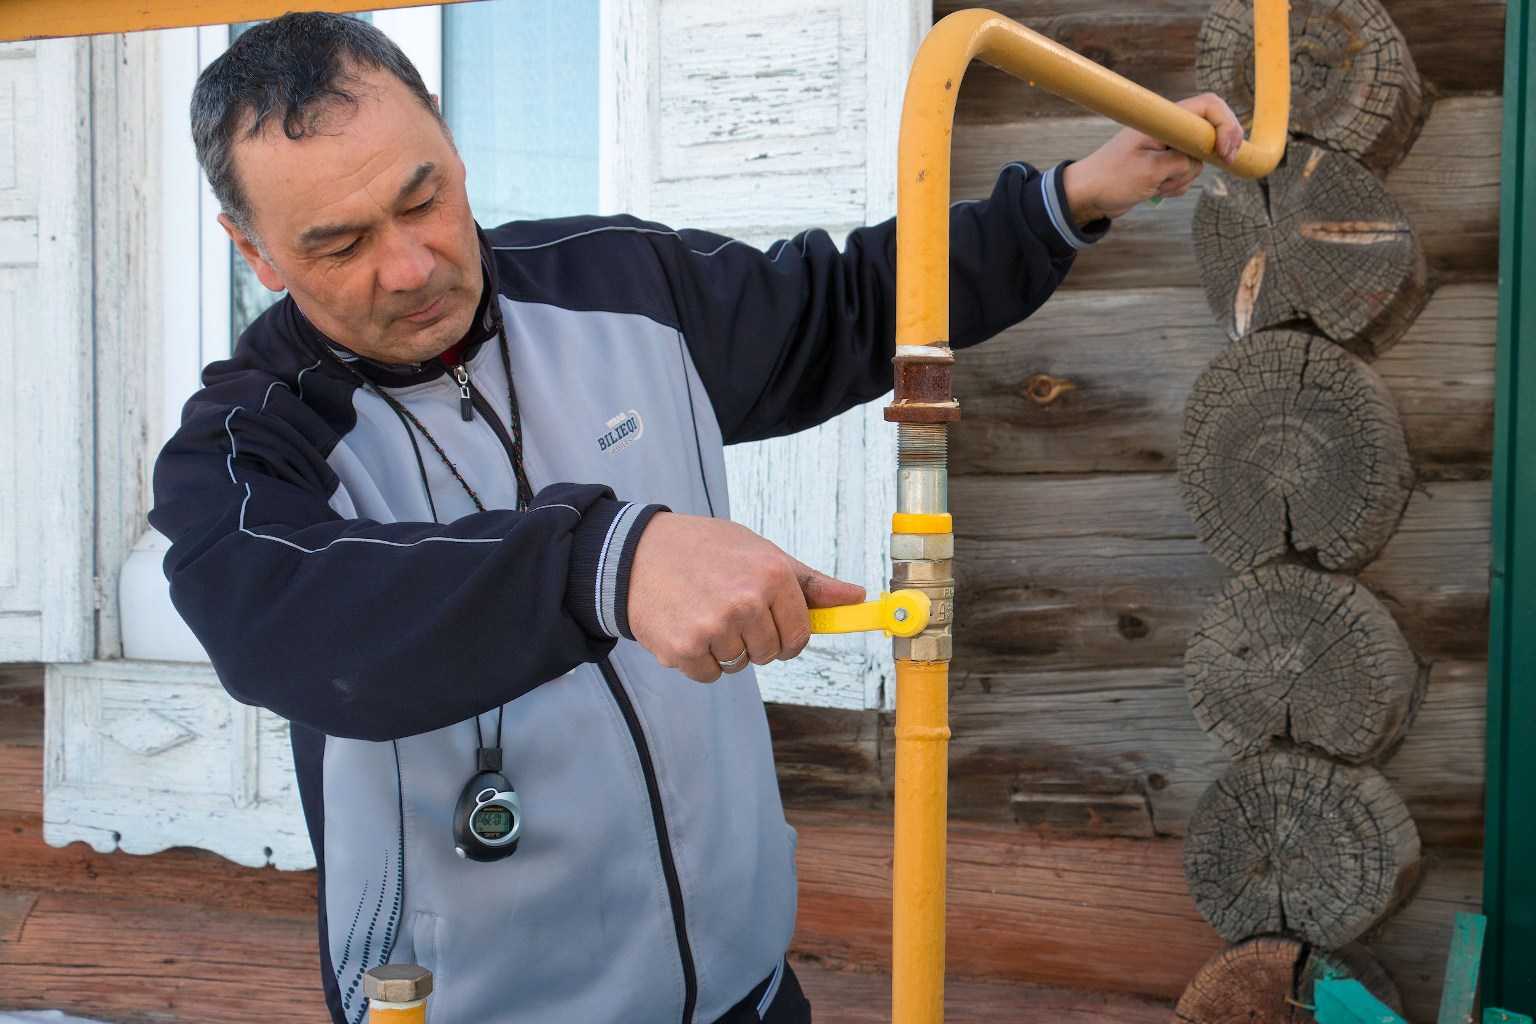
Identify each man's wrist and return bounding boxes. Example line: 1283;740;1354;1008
1060;160;1104;227
566;498;669;642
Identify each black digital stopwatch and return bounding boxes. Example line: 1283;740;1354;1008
453;749;521;862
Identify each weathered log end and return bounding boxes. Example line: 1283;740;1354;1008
1184;750;1421;947
1196;0;1426;174
1193;146;1429;355
1186;565;1421;762
1175;937;1402;1023
1178;330;1414;572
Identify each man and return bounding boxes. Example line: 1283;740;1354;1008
151;13;1242;1024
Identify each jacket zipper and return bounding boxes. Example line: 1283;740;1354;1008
599;658;699;1024
446;362;699;1021
450;364;518;470
450;362;474;421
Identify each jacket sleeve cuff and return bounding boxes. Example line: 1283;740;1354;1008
566;498;669;641
1022;161;1111;258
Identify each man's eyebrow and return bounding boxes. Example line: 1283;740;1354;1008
296;163;438;249
395;162;436;204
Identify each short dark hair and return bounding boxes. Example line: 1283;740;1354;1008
190;12;443;237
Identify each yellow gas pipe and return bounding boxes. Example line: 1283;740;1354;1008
884;7;1290;1023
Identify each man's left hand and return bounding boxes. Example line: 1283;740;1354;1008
1061;92;1246;225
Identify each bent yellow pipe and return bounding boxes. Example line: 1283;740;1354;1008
896;3;1290;350
889;7;1289;1024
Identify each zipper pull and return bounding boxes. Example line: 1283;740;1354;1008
452;363;474;421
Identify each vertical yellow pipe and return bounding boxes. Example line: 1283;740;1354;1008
889;7;1288;1024
892;659;952;1024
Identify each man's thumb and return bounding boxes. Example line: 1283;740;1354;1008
792;560;867;608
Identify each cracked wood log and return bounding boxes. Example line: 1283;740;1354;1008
1178;330;1414;572
948;283;1494;479
1196;0;1425;174
952;477;1486;672
1184;750;1421;946
1175;938;1403;1023
1193;145;1429;353
1185;565;1422;762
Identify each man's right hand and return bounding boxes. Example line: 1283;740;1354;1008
626;512;867;683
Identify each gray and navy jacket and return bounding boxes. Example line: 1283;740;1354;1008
149;161;1104;1024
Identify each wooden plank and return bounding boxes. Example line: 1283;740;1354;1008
789;807;1480;1021
906;665;1224;839
1380;660;1489;849
766;703;886;810
1377;285;1499;482
0;888;326;1022
0;0;474;42
0;667;41;822
0;889;36;943
1359;483;1494;662
951;283;1494;479
791;959;1176;1023
954;96;1502;292
937;0;1506;123
950;475;1490;671
1438;912;1489;1024
0;814;318;918
788;807;1224;1000
952;472;1221;671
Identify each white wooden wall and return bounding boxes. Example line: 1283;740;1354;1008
35;2;928;868
0;40;94;665
601;0;928;709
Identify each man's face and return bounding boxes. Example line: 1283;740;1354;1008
222;68;481;365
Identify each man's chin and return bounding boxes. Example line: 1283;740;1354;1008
394;303;474;362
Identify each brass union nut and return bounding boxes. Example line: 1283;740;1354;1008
890;558;954;585
893;629;953;662
890;533;954;560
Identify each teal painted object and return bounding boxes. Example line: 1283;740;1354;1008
1486;1011;1536;1023
1315;978;1409;1024
1441;913;1490;1024
1489;0;1536;1010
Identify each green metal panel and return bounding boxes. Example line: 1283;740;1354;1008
1489;0;1536;1009
1314;979;1410;1024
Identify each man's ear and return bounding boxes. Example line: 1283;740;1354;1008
219;213;286;293
431;93;442;114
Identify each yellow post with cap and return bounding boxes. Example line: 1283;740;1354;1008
365;964;433;1024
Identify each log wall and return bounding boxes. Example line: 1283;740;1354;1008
767;2;1502;1018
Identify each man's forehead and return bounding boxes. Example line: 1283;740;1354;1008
231;70;447;235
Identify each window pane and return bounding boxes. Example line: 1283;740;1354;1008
443;0;600;228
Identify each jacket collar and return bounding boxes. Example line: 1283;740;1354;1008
293;225;503;388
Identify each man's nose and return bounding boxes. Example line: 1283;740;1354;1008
376;225;435;294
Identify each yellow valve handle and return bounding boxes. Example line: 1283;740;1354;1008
809;590;931;639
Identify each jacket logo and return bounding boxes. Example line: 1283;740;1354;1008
597;409;644;454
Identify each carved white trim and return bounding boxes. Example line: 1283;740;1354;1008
44;660;313;870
